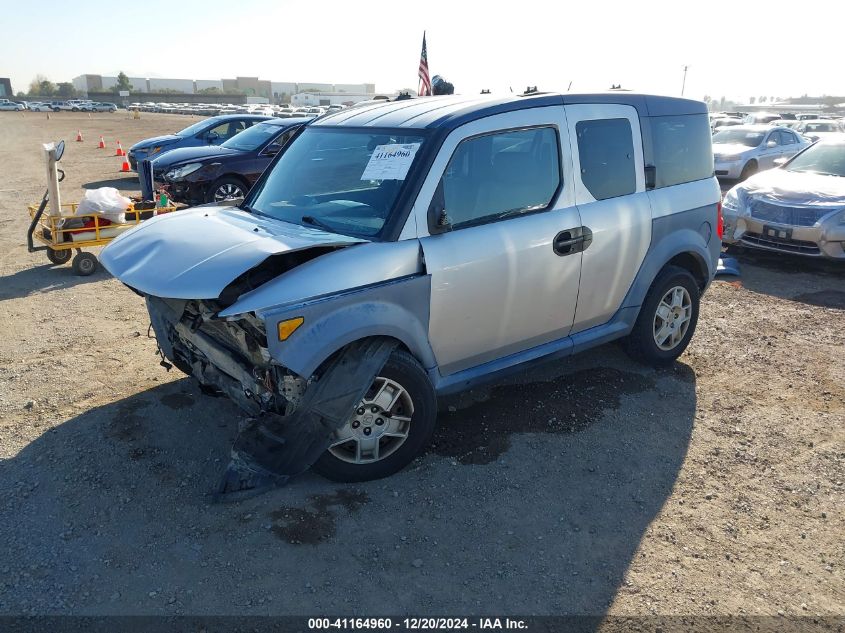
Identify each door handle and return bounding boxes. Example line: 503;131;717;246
553;227;592;256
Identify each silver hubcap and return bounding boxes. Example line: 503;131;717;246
214;183;244;201
79;258;95;273
653;285;692;351
328;376;413;464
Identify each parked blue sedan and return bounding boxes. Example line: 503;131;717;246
127;114;272;171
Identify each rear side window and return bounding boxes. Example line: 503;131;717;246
651;114;713;188
441;126;561;229
575;118;636;200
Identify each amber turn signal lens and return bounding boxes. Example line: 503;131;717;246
277;317;304;341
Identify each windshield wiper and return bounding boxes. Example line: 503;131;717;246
301;215;338;232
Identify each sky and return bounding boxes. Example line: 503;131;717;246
1;0;843;102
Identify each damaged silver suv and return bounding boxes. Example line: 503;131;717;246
102;93;721;493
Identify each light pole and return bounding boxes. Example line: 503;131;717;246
681;65;689;96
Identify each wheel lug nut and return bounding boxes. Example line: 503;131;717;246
370;406;378;413
375;418;384;426
351;420;360;429
357;407;365;415
363;427;372;436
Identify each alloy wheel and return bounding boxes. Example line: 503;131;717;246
653;285;692;351
213;183;244;201
328;377;414;464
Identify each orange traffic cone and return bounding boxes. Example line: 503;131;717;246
120;154;131;172
98;136;106;149
115;141;124;156
76;130;83;142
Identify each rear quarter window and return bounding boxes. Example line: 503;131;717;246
575;118;636;201
651;114;714;188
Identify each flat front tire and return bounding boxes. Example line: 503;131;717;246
624;265;700;366
311;349;437;483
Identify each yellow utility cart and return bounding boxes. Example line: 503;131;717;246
26;140;178;276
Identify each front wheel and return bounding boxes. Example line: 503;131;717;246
311;349;437;483
739;160;757;181
71;251;98;276
208;177;247;203
623;265;700;366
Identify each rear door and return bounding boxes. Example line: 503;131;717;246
563;104;652;332
415;106;583;375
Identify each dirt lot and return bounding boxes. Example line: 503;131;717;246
0;112;843;620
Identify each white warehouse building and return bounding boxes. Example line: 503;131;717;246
148;77;195;93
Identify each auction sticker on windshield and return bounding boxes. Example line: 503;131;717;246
361;143;421;181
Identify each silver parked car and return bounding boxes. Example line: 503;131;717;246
713;125;809;180
722;138;845;260
101;93;721;489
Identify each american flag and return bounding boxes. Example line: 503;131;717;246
418;32;432;96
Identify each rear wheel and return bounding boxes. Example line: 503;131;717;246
208;177;247;203
624;265;700;366
311;349;437;483
739;160;757;180
46;248;71;265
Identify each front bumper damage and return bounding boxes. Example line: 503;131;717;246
147;297;396;500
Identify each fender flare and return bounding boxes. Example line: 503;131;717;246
622;227;713;310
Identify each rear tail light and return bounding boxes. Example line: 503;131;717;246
716;201;724;240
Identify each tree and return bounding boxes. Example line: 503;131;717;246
56;82;78;97
199;86;222;94
111;71;133;94
749;97;756;104
29;74;56;96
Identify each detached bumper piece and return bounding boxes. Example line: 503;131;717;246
214;337;398;502
716;257;741;278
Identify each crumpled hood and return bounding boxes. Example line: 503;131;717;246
741;169;845;206
100;206;365;299
130;134;181;152
713;143;753;158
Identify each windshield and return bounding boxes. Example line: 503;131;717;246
786;143;845;176
712;129;764;147
248;128;426;238
176;118;218;137
223;122;286;151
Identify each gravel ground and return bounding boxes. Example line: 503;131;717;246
0;112;843;619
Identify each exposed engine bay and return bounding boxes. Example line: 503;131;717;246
148;296;306;416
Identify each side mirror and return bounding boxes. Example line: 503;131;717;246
766;140;777;148
55;140;65;161
263;144;282;156
427;180;452;234
206;131;220;143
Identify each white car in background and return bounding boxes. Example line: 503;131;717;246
28;102;53;112
794;119;845;143
713;125;809;180
0;100;25;111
